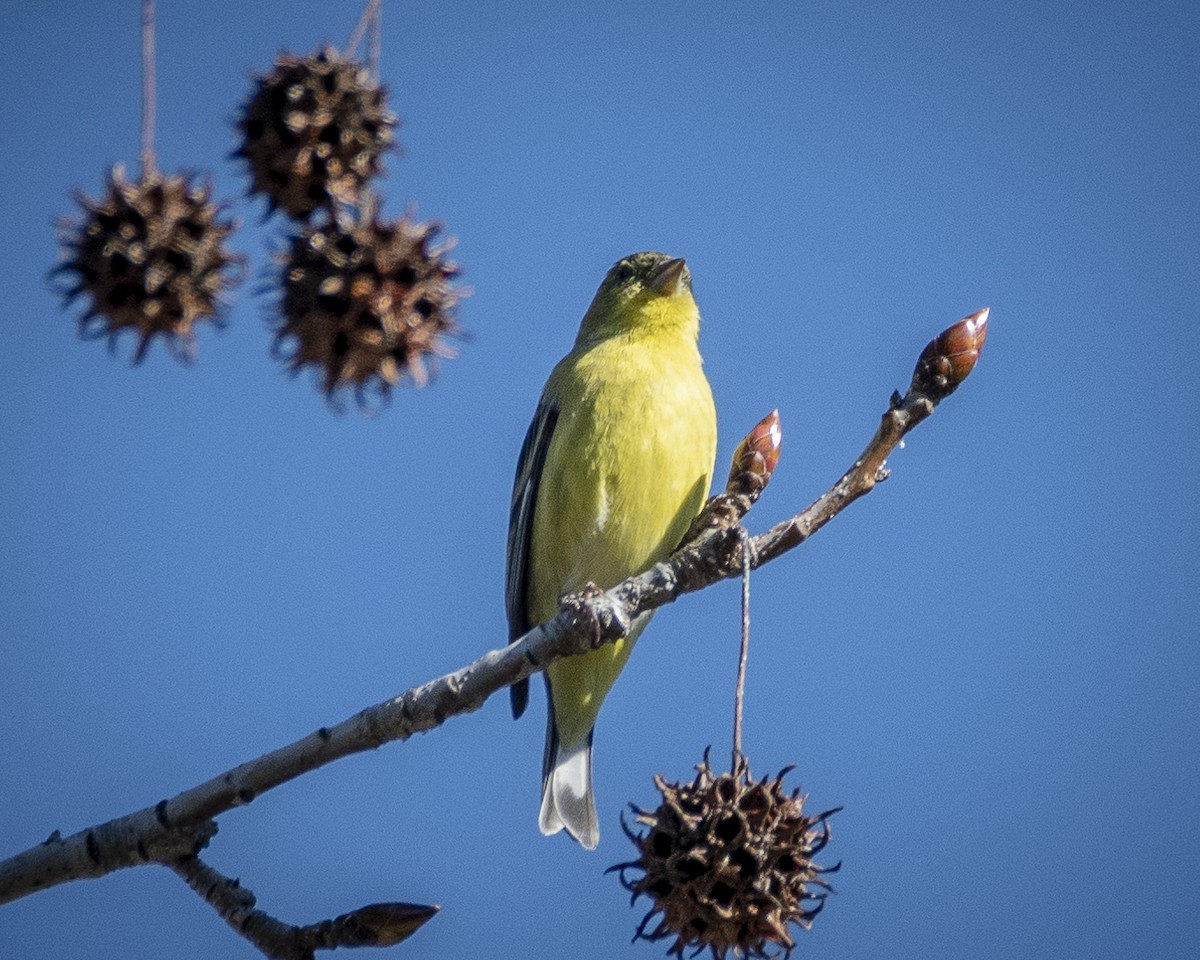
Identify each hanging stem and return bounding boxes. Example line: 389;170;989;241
140;0;157;176
345;0;382;69
369;0;382;82
732;527;753;772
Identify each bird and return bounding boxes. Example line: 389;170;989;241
505;251;717;849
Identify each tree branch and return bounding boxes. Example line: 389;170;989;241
0;310;988;932
169;854;437;959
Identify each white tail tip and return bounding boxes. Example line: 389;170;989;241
539;734;599;849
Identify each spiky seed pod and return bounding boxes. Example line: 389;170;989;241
235;47;396;220
611;754;840;960
275;203;462;404
54;165;241;363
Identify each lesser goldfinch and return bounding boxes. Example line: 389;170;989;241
506;251;717;849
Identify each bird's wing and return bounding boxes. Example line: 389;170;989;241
505;397;559;719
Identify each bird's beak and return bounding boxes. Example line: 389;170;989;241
649;257;688;296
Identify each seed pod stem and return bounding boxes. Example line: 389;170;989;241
140;0;157;177
732;528;753;772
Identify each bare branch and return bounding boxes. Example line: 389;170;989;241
751;306;989;567
0;585;625;906
0;308;988;916
0;819;215;905
170;854;437;959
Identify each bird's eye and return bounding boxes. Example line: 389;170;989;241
614;262;636;284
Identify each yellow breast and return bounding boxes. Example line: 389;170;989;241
532;327;717;744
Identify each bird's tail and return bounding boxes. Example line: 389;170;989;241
538;714;599;850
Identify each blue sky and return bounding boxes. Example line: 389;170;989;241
2;1;1197;958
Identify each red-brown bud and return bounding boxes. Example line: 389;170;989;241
332;901;439;947
910;308;989;403
727;409;782;493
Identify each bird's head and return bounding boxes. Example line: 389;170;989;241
576;251;699;344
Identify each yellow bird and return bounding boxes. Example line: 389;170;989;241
506;251;717;848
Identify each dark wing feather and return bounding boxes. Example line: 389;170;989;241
505;399;559;719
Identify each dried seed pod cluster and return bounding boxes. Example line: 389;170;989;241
56;30;464;395
235;47;396;220
612;754;838;960
275;204;461;402
55;165;241;363
236;45;464;403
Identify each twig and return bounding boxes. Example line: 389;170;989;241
0;309;988;916
140;0;156;176
169;854;437;959
747;308;989;569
